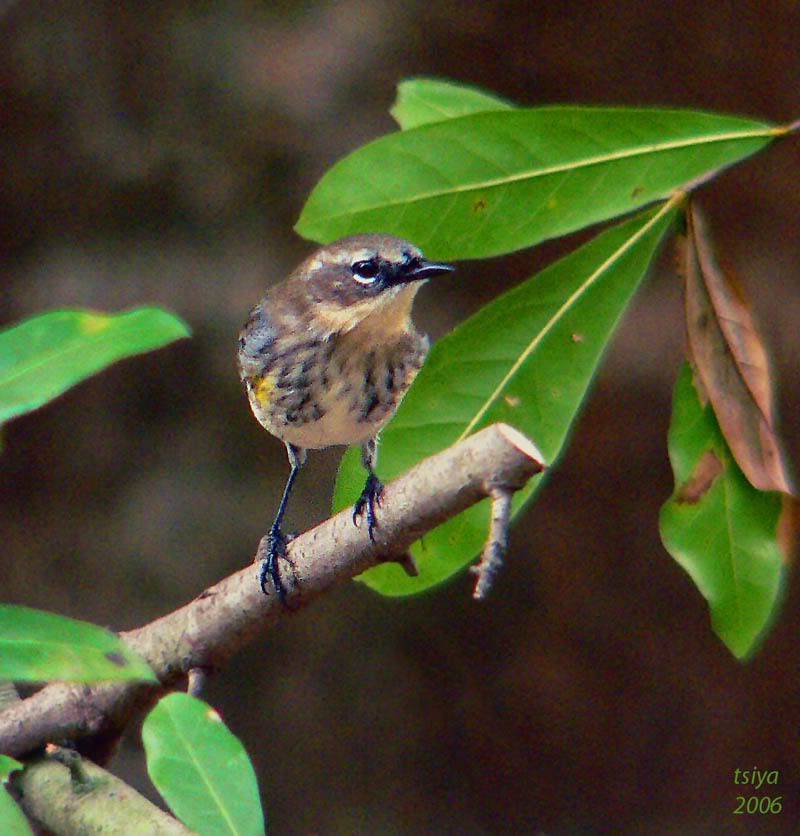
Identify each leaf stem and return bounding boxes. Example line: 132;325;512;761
778;118;800;135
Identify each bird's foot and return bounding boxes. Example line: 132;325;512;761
352;473;383;542
257;525;296;602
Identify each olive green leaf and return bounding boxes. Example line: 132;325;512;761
297;106;779;260
390;77;512;129
334;199;680;595
0;788;31;836
0;754;30;836
0;755;23;783
143;693;264;836
659;364;789;660
0;605;156;683
0;307;190;425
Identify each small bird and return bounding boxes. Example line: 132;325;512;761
238;234;454;599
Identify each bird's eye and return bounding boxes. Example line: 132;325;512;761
402;253;422;273
351;259;381;284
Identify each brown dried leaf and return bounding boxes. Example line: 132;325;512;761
683;203;793;495
777;495;799;566
676;450;724;504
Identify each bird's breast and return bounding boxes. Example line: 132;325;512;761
243;327;428;450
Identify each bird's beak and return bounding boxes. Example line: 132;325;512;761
407;259;455;281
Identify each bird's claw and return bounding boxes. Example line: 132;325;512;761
352;473;383;542
258;525;295;602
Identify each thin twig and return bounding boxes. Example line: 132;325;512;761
44;744;93;790
471;486;514;599
186;668;208;698
378;550;419;577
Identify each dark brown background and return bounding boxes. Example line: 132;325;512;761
2;1;799;833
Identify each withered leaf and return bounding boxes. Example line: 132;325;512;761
777;494;799;566
683;203;793;495
676;450;724;504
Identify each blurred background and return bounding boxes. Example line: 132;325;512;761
2;1;799;832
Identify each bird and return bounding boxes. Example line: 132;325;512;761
238;233;455;599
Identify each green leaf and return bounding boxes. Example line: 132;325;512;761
0;605;156;683
0;755;29;836
143;693;264;836
0;756;23;783
0;787;32;836
391;77;512;129
297;106;776;260
334;200;679;595
0;307;190;424
659;364;787;660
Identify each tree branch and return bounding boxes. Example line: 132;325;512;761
13;754;190;834
471;485;514;599
0;423;544;757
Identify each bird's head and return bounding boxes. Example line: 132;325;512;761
294;234;454;336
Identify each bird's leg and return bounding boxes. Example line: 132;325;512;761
259;443;305;599
353;436;383;542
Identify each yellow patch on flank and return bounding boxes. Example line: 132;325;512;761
255;374;276;406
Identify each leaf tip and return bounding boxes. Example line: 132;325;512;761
773;118;800;136
159;310;192;340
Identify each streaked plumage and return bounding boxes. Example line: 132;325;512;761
238;234;454;599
